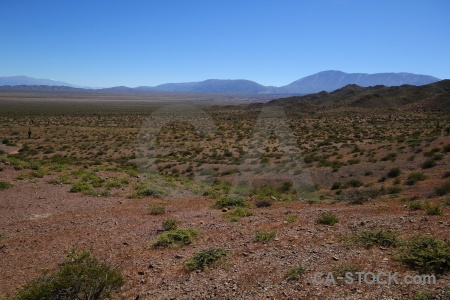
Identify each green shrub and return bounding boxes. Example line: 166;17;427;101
345;179;363;188
214;194;246;208
284;266;306;281
284;215;298;223
316;212;338;225
131;184;168;198
0;181;13;190
162;218;178;231
69;182;94;195
412;290;433;300
397;236;450;274
381;152;397;161
387;167;401;178
184;248;228;271
443;144;450;153
224;207;253;222
153;228;200;248
255;200;272;208
445;197;450;206
408;201;423;211
13;247;124;300
387;186;402;194
254;230;276;242
421;159;436;169
435;181;450;196
424;202;442;216
148;204;166;215
405;172;427;186
351;230;399;249
331;182;342;190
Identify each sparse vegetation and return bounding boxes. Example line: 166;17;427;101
387;167;401;178
424;202;442;216
1;85;450;298
162;218;178;231
12;247;124;300
153;228;200;248
408;200;423;211
284;266;306;281
148;203;166;215
254;230;276;242
435;181;450;196
184;248;228;271
397;236;450;274
214;194;247;208
351;229;399;249
0;181;12;190
421;159;436;169
255;199;272;208
224;207;253;222
316;212;339;225
405;172;427;186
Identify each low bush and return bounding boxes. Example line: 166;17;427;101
424;202;442;216
316;212;338;226
131;184;168;198
387;167;401;178
148;204;166;215
397;236;450;274
345;179;363;188
331;182;342;190
421;159;436;169
13;247;124;300
284;266;306;281
184;248;228;271
405;172;427;186
162;218;178;231
224;207;253;222
254;230;276;242
0;181;13;190
153;228;200;248
284;215;298;223
408;201;423;211
435;181;450;196
351;229;399;249
69;182;94;195
255;200;272;208
214;194;246;208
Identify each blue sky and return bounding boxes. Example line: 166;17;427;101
1;0;449;87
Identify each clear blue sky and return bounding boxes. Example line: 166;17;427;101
1;0;449;87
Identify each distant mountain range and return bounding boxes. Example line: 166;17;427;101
0;76;74;87
0;71;442;94
267;79;450;113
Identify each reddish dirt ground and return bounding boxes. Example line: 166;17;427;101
1;163;449;300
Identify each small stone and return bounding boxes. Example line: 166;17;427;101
175;254;184;259
137;271;145;275
332;256;339;261
242;252;249;257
